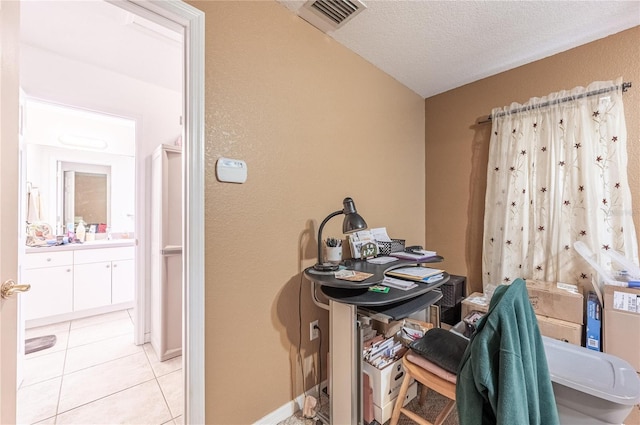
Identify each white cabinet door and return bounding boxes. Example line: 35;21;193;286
111;259;134;304
74;261;112;310
22;265;73;320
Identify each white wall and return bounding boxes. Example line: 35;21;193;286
21;45;182;147
20;43;182;339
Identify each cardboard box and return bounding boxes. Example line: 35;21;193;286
525;280;584;324
373;381;417;425
603;285;640;372
461;292;489;318
371;319;403;338
536;315;582;345
363;357;414;407
586;291;602;351
371;318;432;339
461;292;582;345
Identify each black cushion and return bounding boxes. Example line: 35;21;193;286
409;328;469;374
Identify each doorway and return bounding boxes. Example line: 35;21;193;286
8;0;205;423
18;98;167;422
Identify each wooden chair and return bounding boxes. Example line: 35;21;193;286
390;328;467;425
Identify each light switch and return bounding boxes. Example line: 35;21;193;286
216;157;247;183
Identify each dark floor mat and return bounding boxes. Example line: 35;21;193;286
25;335;57;355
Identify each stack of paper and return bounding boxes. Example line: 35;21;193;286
367;256;399;265
386;266;444;282
335;270;374;282
363;335;405;369
382;276;417;291
390;250;437;261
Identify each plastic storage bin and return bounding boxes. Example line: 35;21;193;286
543;336;640;424
439;275;465;307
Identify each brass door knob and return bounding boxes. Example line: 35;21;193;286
1;279;31;299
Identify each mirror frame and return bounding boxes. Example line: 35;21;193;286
57;161;111;234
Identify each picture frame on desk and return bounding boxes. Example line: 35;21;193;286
349;236;379;259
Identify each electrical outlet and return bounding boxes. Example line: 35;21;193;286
310;320;319;341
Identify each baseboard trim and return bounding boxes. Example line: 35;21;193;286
254;381;327;424
25;302;134;329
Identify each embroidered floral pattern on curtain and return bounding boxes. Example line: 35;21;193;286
482;78;638;294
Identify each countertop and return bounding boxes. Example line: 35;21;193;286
25;238;136;253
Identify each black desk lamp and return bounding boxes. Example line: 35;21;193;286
314;197;368;271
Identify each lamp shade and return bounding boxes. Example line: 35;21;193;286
341;197;367;233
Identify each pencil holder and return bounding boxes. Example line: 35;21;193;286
326;246;342;264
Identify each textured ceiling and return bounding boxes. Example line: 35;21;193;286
277;1;640;98
19;1;640;98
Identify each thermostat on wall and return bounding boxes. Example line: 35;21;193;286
216;157;247;183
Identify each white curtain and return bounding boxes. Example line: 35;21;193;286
482;78;638;295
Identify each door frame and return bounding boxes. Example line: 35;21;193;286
3;0;204;422
0;1;21;423
115;1;206;423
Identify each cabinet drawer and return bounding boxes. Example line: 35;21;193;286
24;251;74;269
74;246;135;264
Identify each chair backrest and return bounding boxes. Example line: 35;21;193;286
455;278;559;425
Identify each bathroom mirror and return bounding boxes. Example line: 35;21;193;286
59;161;111;229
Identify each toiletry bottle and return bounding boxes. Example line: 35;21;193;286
76;221;86;242
67;222;75;241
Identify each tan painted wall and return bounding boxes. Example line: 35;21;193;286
425;26;640;295
194;2;425;423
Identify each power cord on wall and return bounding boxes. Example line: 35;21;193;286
302;323;322;420
315;324;322;400
298;274;324;421
297;273;308;399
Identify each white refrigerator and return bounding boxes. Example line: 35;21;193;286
150;144;182;361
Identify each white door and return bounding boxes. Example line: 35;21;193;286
0;1;22;423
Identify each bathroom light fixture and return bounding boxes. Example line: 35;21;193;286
58;134;108;150
314;197;367;271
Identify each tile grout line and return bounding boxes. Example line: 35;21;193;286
137;341;176;424
61;335;143;376
57;314;162;420
54;376;160;418
141;342;181;424
54;321;72;424
22;311;180;425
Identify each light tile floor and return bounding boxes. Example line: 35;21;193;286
17;309;183;425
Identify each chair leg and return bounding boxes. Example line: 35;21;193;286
389;372;413;425
433;399;456;425
418;382;428;406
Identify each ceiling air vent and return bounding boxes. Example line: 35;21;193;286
299;0;367;32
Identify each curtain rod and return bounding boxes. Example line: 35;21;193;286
477;81;632;124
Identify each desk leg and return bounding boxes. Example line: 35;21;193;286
329;300;361;424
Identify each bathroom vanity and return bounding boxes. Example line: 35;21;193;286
22;239;135;328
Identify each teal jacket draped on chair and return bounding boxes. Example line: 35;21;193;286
456;278;559;425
